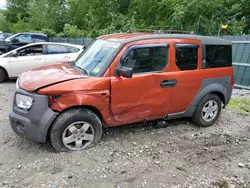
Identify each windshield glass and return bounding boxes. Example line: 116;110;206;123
0;34;5;39
5;33;18;41
74;39;120;76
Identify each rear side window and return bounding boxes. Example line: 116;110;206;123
47;44;68;54
205;45;232;68
32;35;48;42
175;44;198;71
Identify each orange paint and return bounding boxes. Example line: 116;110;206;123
18;33;234;127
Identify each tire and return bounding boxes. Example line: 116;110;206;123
0;68;6;83
192;94;222;127
50;108;103;152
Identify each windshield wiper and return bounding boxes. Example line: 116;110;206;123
74;65;89;75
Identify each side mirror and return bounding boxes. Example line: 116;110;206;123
11;38;19;44
12;50;18;57
115;67;133;78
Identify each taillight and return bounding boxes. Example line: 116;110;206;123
230;73;235;88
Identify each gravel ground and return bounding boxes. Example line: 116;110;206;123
231;89;250;99
0;81;250;188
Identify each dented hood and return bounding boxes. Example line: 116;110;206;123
19;62;88;91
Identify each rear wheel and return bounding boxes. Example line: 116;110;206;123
50;108;103;152
192;94;222;127
0;68;6;83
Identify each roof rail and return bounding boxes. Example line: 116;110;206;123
129;29;195;34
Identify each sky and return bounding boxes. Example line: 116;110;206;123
0;0;6;9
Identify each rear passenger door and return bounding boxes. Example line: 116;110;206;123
45;44;72;65
169;42;202;114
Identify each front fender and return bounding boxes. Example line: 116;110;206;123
50;90;110;122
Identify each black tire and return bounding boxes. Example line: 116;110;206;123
192;94;222;127
0;68;6;83
50;108;103;152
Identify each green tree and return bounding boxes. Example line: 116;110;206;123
4;0;29;23
27;0;69;33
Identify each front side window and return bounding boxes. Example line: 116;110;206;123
175;44;198;71
15;34;33;43
205;45;232;68
122;46;168;73
47;44;68;54
73;40;120;76
17;45;43;56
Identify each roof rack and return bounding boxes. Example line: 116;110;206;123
129;29;195;34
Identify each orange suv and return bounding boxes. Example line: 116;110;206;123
9;33;234;151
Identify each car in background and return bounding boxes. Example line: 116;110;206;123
0;33;13;40
0;42;84;82
0;32;48;54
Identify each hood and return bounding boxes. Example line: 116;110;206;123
19;62;88;91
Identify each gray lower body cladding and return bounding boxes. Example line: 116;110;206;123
9;88;58;143
168;76;232;119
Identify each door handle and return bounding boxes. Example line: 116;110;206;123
35;57;42;60
160;79;177;88
64;55;71;59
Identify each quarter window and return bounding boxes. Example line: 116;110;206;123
175;44;198;71
47;44;68;54
205;45;232;68
122;46;168;73
67;46;80;53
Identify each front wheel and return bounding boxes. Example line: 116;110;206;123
192;94;222;127
50;108;103;152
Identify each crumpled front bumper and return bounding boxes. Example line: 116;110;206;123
9;88;58;143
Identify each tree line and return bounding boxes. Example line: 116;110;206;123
0;0;249;37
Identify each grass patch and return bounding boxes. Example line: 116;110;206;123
228;97;250;113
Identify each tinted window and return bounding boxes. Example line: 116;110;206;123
123;47;168;73
17;45;43;56
205;45;232;68
15;34;33;43
176;45;198;71
32;35;48;42
47;44;68;54
67;46;80;53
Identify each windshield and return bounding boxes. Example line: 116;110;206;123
5;33;18;41
0;34;5;39
74;39;120;76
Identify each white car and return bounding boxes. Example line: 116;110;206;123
0;42;84;82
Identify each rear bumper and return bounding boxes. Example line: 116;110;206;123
9;88;58;143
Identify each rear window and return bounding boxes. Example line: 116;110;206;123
205;45;232;68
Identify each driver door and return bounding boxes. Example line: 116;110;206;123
111;44;174;124
9;44;45;77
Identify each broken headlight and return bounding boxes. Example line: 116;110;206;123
16;94;33;110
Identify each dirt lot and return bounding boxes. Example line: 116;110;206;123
0;81;250;188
